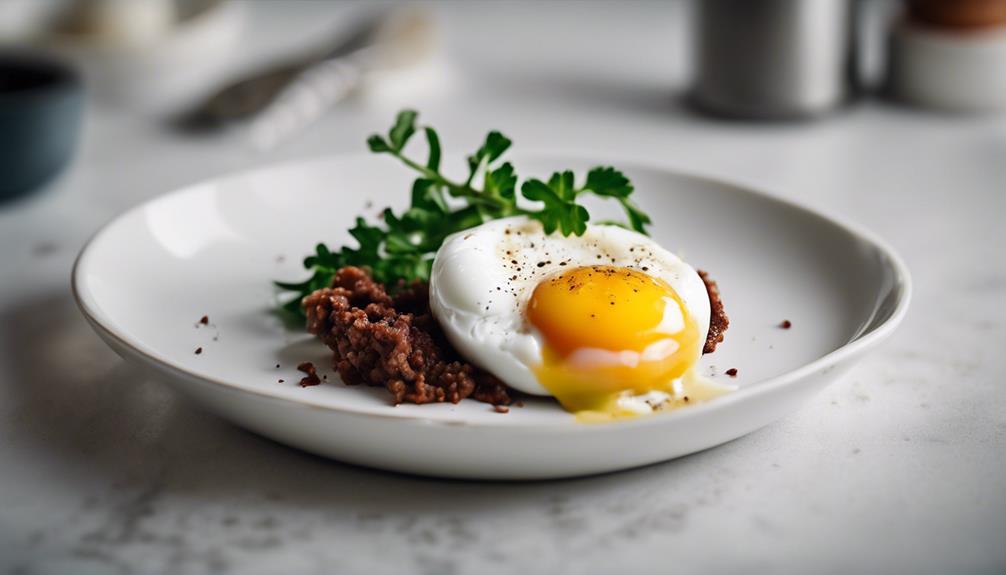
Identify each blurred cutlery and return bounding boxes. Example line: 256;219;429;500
181;7;432;148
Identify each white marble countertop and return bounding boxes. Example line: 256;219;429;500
1;2;1004;574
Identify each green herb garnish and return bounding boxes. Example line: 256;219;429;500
276;109;651;317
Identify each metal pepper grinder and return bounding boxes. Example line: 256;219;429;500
691;0;858;120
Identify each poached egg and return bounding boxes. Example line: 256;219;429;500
429;216;730;420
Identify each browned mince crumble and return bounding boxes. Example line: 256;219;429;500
297;361;322;387
698;270;729;354
303;266;510;406
303;266;729;407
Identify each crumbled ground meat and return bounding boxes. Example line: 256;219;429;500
303;267;510;406
304;266;728;406
698;270;729;354
297;361;321;387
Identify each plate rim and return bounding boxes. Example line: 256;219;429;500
72;153;913;431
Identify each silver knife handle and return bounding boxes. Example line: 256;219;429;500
249;51;372;150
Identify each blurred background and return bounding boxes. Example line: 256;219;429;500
1;0;1004;204
1;1;1005;574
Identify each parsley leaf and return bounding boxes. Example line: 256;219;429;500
521;173;589;236
583;166;649;233
424;127;441;171
467;131;512;183
485;162;517;205
585;166;633;198
388;109;417;151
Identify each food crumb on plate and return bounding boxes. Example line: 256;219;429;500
725;368;738;377
297;362;321;387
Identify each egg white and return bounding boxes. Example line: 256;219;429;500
429;216;711;396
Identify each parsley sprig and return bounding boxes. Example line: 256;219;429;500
276;110;651;317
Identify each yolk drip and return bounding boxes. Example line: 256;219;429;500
527;265;702;420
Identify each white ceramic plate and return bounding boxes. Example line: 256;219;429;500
73;154;910;480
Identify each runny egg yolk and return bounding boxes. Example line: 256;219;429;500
527;265;702;420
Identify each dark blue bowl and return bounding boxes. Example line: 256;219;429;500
0;53;84;201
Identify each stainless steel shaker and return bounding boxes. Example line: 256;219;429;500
692;0;857;119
